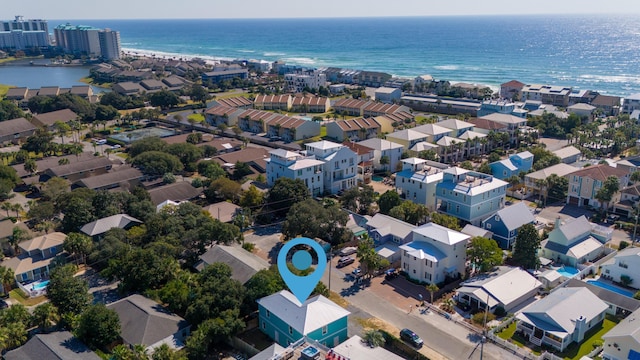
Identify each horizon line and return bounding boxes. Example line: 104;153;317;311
47;12;634;21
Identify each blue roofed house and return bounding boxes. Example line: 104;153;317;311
399;223;469;285
435;167;509;226
489;151;534;180
365;213;415;264
539;216;609;267
395;157;449;211
516;287;608;351
257;290;350;347
481;202;535;249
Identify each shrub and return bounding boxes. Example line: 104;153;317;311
472;311;496;325
242;242;255;252
634;291;640;300
493;305;507;317
619;241;630;250
106;137;126;146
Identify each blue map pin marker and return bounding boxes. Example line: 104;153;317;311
277;237;327;304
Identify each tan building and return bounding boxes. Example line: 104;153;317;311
567;164;629;208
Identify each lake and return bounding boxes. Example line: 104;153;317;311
0;60;103;92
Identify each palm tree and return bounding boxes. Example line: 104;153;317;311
440;297;456;313
426;283;439;304
9;226;29;255
4;321;27;350
11;203;23;220
53;121;71;146
362;329;385;347
0;266;15;295
131;344;149;360
33;303;60;333
1;202;12;218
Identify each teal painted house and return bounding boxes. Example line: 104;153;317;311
489;151;534;180
257;290;350;347
436;167;509;226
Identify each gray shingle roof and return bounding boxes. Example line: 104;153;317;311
194;244;269;283
148;182;203;206
107;294;189;347
0;117;37;137
565;278;640;313
74;167;143;189
46;157;113;177
3;331;100;360
491;202;535;231
80;214;142;236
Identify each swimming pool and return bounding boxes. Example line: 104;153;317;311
372;175;384;182
110;127;176;144
32;280;50;290
556;266;579;278
586;279;634;297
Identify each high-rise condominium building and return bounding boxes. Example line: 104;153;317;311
0;15;50;50
55;23;121;60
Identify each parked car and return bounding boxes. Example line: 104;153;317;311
339;247;357;256
385;268;398;280
352;267;362;276
336;256;355;268
400;328;423;348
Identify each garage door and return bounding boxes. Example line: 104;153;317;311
568;196;579;205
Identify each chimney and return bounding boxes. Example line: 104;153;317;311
555;216;562;228
575;315;587;342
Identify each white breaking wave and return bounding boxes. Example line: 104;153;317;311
282;57;317;65
121;47;235;64
434;65;460;71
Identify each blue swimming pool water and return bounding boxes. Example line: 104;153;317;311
587;280;634;297
556;266;579;278
110;127;176;144
32;280;50;290
372;176;384;182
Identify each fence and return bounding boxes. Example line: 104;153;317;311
229;336;260;358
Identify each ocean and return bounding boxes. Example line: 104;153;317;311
49;15;640;97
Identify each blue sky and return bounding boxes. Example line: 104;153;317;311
5;0;639;19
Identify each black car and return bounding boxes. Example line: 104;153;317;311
400;328;423;348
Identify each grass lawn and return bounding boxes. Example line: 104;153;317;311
213;91;252;100
558;318;616;360
0;57;18;64
187;113;205;122
328;290;349;308
497;321;517;340
320;125;327;138
0;83;14;97
9;289;47;306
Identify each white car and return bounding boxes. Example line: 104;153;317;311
111;144;122;149
339;247;357;256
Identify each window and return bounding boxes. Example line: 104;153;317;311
289;326;293;335
266;310;270;318
413;269;416;274
486;223;492;230
262;322;266;329
456;205;460;213
322;326;328;335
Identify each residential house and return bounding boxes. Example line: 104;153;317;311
11;153;96;179
265;149;323;197
305;140;358;195
72;166;144;191
148;182;203;206
435;167;508;226
213;147;270;178
601;247;640;290
331;335;405;360
201;67;248;83
524;163;577;196
461;224;493;239
204;104;244;127
44;156;113;182
481;202;535;249
623;93;640;114
468;117;509;135
411;123;451;143
0;220;29;248
516;287;608;351
436;136;466;163
567;103;597;120
478;99;528;118
400;223;469;284
0;117;37;144
37;86;60;97
566;164;629;208
458;129;489;158
194;244;269;284
552;146;581;164
357;138;404;173
3;331;100;360
377;111;413;130
237;109;276;133
489;151;534;180
438;118;475;138
203;201;241;223
333;98;370;116
385;129;429;151
31;108;78;130
1;232;66;282
409;141;440;158
342;141;374;184
457;266;542;313
400;95;481;116
613;184;640;218
565;278;640;316
284;70;326;93
80;214;142;239
107;294;191;352
539;216;607;267
253;94;292;111
290;94;331;113
521;84;572;107
374;87;401;103
478;113;527;146
616;155;640;174
265;114;321;142
395;157;449;210
325;118;382;142
140;79;167;92
112;81;145;95
216;96;253;109
365;213;415;263
257;290;350;347
355;71;392;87
602;308;640;360
591;94;621;116
362;102;411;118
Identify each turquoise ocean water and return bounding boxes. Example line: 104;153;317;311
47;15;640;97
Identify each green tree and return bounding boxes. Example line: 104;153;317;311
33;302;60;332
232;161;253;180
204;177;242;203
186;132;203;145
61;196;96;233
340;185;375;215
379;155;390;172
511;223;540;269
9;226;29;255
426;283;439;304
378;190;402;215
22;128;54;156
128;137;167;158
76;304;121;350
0;265;15;294
47;264;92;315
356;236;387;278
265;178;310;215
132;151;184;176
197;160;226;180
166;143;204;172
388;201;429;225
53;120;71;145
282;199;351;245
152;343;186;360
363;329;385;347
467;236;503;273
430;212;462;231
242;267;285;315
595;175;620;213
239;185;264;208
23;159;37;176
63;232;93;264
149;90;180;109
